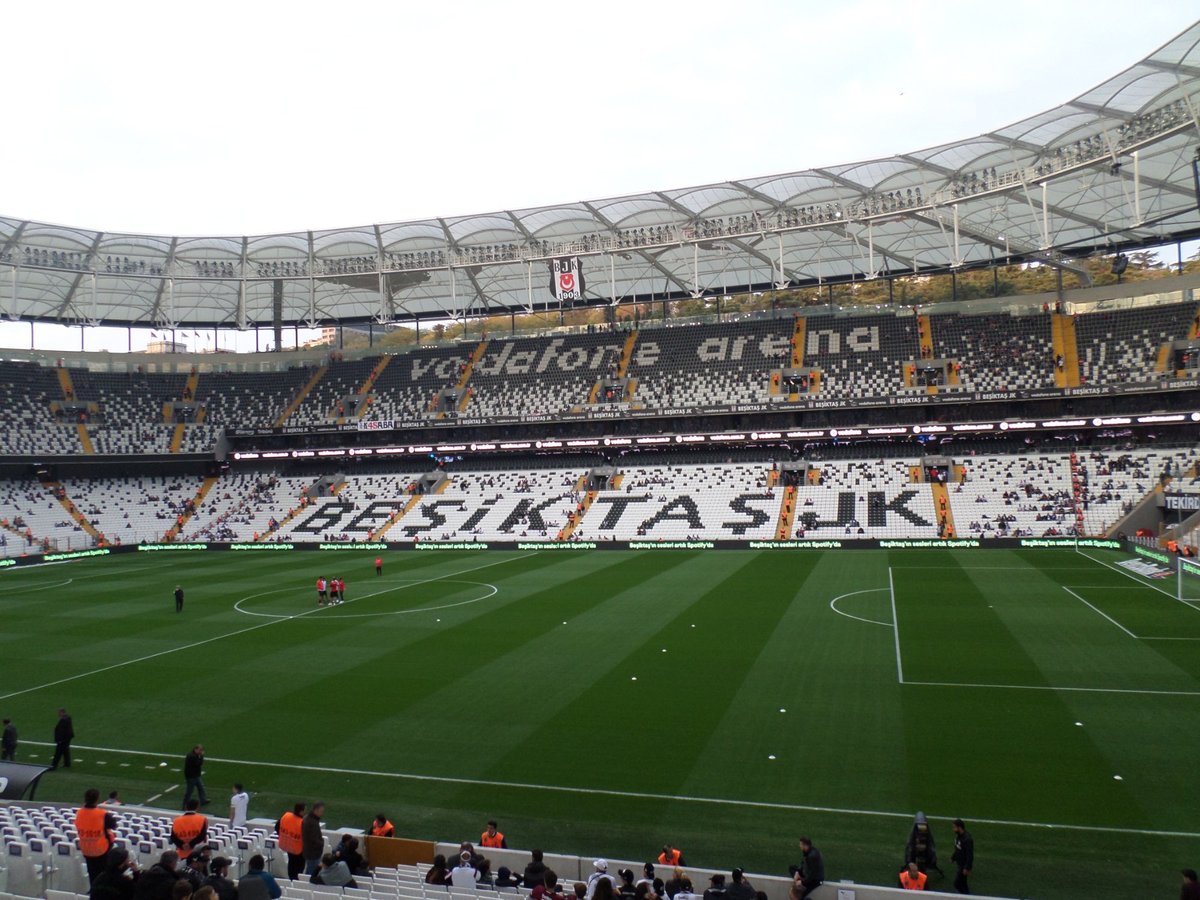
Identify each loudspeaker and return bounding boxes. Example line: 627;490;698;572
1111;254;1129;276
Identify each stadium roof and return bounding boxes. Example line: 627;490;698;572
2;22;1200;329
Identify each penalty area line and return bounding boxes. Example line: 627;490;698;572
21;740;1200;841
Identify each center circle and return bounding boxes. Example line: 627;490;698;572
233;578;498;620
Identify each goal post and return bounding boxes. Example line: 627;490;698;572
1179;557;1200;603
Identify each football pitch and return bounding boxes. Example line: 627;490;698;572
3;546;1199;900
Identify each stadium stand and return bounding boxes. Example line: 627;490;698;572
630;319;792;408
467;332;627;418
1074;300;1196;384
68;447;1194;547
928;310;1056;392
0;298;1194;456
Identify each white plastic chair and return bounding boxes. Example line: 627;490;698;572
3;843;40;899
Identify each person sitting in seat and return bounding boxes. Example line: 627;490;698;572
309;854;356;889
237;855;280;900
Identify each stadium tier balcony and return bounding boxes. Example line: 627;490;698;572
467;332;628;418
197;369;314;431
929;310;1056;392
955;455;1075;538
1074;300;1196;384
629;319;793;409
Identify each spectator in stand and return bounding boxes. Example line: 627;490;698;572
133;852;181;900
172;881;193;900
238;855;281;900
333;835;365;876
587;861;616;900
302;802;325;876
179;852;209;889
495;867;523;892
523;849;549;888
425;855;450;886
635;864;655;891
592;879;618;900
617;869;637;899
531;870;563;900
726;870;754;900
90;847;139;900
664;867;693;899
202;858;236;900
310;853;356;889
702;875;727;900
450;851;481;889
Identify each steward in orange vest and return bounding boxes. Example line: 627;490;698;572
370;815;395;838
171;799;209;860
658;845;684;866
76;788;118;884
480;820;506;848
276;803;306;880
899;863;927;890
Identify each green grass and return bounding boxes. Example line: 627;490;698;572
3;546;1200;900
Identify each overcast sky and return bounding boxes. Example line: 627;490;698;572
1;1;1196;350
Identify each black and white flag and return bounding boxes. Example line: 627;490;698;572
549;257;585;303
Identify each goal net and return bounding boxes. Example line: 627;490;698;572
1179;557;1200;603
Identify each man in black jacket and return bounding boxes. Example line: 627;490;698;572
183;745;208;806
133;852;181;900
794;837;824;899
203;856;237;900
52;708;74;768
90;847;139;900
302;802;325;877
951;819;974;895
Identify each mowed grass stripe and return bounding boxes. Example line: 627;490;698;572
955;552;1200;692
481;552;807;801
193;551;686;776
678;551;911;811
1072;583;1200;639
1;551;541;704
895;551;1167;829
891;551;1052;686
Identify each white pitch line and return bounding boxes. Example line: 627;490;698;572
233;580;497;620
904;679;1200;697
20;740;1200;841
1073;548;1178;599
1062;586;1139;638
1139;635;1200;641
0;552;536;701
143;784;179;805
889;566;1100;571
828;588;892;627
888;567;904;684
